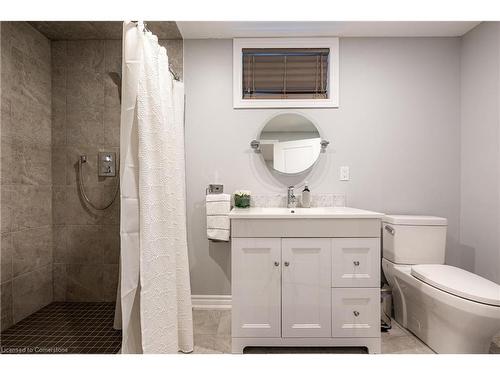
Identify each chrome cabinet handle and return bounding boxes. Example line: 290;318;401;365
274;261;280;267
284;261;290;267
385;225;395;235
353;261;360;266
353;311;360;317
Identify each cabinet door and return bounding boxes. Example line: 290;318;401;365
331;288;380;338
332;238;380;287
232;238;281;337
282;238;331;337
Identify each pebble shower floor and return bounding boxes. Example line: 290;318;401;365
0;302;121;354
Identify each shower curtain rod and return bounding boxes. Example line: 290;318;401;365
131;21;181;81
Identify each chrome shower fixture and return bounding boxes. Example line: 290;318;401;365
78;153;119;210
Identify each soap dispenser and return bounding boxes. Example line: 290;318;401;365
301;182;311;208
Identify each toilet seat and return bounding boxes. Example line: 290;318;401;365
411;264;500;307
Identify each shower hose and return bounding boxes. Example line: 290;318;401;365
78;155;119;210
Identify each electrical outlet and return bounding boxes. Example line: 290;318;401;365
340;166;350;181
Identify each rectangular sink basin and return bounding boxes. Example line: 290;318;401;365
229;206;384;219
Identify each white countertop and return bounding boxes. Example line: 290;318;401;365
229;206;385;219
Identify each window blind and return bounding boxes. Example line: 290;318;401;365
242;48;329;99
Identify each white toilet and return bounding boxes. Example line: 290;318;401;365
381;214;500;354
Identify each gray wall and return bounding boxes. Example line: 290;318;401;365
1;22;53;330
51;40;122;302
460;22;500;283
184;37;462;295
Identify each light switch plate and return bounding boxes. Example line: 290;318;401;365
340;166;350;181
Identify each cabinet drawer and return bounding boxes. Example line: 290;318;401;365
332;238;380;287
332;288;380;338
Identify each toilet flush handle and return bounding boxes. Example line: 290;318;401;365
384;225;395;235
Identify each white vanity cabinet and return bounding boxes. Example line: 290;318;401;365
229;207;384;354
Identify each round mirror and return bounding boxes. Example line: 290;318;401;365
256;113;324;175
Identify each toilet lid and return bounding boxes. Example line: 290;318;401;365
411;264;500;306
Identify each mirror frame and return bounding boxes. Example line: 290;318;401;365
251;112;329;176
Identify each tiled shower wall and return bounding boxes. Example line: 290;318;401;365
51;39;122;302
50;38;183;302
1;21;184;327
1;22;53;330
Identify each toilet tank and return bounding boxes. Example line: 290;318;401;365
382;215;447;265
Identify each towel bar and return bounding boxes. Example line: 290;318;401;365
206;184;224;195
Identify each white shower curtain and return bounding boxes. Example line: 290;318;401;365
116;21;193;354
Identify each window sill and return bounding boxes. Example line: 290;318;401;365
233;97;339;109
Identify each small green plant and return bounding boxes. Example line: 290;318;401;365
234;190;251;208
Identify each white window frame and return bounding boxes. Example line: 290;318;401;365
233;37;339;109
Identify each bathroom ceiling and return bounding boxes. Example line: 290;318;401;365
29;21;182;40
176;21;480;39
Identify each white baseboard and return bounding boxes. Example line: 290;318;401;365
191;295;232;310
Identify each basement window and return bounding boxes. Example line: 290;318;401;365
233;38;339;108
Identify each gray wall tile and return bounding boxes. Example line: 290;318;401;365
7;94;51;145
1;281;13;331
0;186;12;234
51;95;67;146
52;185;104;225
1;22;53;327
51;146;67;185
0;136;22;185
104;40;121;73
1;233;13;283
52;263;66;301
6;185;52;231
12;226;52;277
65;264;103;302
102;264;118;302
12;264;53;323
52;226;68;264
1;137;52;186
66;225;103;264
101;225;120;264
2;22;51;64
48;34;181;303
67;40;104;73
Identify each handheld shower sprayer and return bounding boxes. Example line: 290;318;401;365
78;154;119;210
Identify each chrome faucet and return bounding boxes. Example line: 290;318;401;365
287;186;297;208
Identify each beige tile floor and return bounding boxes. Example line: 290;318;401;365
192;309;435;354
